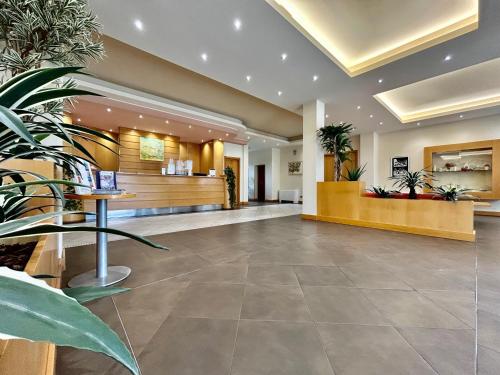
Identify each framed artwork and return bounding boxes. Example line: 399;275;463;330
288;161;303;175
391;156;409;177
140;136;164;161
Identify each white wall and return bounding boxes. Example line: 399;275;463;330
375;116;500;187
249;148;279;200
280;145;303;192
224;142;248;202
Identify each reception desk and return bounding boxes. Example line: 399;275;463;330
304;181;476;242
84;173;226;215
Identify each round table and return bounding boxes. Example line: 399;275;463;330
65;193;136;288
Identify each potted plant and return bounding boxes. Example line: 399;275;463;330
343;164;366;181
317;122;353;181
389;169;433;199
0;67;169;375
433;184;473;202
367;186;397;198
224;166;237;209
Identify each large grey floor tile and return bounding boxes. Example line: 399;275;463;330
399;327;475;375
231;320;334;375
339;264;412;290
113;279;188;356
171;282;244;319
419;290;475;328
246;265;299;285
294;265;353;286
317;324;436;375
137;316;237;375
478;309;500;351
303;286;387;324
180;264;248;283
241;284;311;321
363;289;469;328
248;249;336;266
478;345;500;375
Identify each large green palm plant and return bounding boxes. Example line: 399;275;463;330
317;122;353;181
0;67;168;375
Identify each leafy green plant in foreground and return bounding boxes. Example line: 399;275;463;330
433;184;473;202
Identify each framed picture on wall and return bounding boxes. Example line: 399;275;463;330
288;161;302;175
139;136;164;161
391;156;409;177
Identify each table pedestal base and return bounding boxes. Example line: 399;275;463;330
68;266;131;287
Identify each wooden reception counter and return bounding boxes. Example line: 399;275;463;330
84;172;225;213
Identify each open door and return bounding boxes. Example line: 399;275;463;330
257;164;265;201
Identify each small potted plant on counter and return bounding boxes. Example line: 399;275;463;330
343;164;366;181
367;186;397;198
433;184;474;202
389;169;434;199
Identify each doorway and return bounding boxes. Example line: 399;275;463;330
256;164;265;201
224;156;240;204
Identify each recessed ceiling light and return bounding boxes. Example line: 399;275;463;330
247;136;250;139
378;78;383;83
379;121;383;125
106;108;111;112
416;122;421;126
152;129;156;132
459;114;464;118
77;118;81;122
281;53;287;61
225;133;229;137
356;105;361;110
369;114;373;118
218;138;222;141
444;54;453;62
201;53;208;62
139;114;143;119
134;19;144;31
169;132;173;136
263;139;266;143
208;129;212;133
109;128;112;132
233;18;242;30
188;125;192;129
246;75;251;82
278;91;282;96
201;139;204;142
165;120;169;124
313;75;318;82
134;126;137;129
325;114;329;118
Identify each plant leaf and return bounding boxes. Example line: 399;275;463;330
0;223;168;250
63;286;130;304
0;105;37;146
17;88;102;109
0;269;138;375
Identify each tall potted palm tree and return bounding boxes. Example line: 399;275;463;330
317;122;353;181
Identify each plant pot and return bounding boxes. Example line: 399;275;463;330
0;235;61;375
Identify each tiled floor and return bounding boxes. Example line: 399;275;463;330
57;215;500;375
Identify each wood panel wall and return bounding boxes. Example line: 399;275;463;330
179;142;201;173
119;127;180;174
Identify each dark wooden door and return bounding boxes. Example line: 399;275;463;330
257;165;265;201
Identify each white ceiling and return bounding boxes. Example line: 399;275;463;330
89;0;500;137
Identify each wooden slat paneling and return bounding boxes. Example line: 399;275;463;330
118;127;180;174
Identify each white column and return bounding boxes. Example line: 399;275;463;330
359;132;379;187
271;147;280;200
302;100;325;215
242;144;249;202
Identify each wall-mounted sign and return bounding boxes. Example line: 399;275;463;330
391;156;409;177
140;136;164;161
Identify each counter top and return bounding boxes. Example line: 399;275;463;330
116;172;223;179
